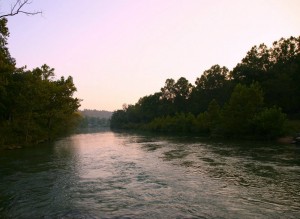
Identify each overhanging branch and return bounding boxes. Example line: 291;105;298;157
0;0;42;19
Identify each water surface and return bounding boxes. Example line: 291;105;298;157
1;131;300;218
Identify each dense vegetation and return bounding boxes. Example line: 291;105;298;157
111;36;300;139
80;109;112;119
0;18;81;147
78;110;112;129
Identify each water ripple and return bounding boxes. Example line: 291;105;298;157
1;132;300;218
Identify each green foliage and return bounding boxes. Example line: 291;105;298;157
161;77;193;113
0;18;15;67
230;44;270;84
137;93;162;122
206;99;221;135
221;83;264;136
0;19;81;147
231;36;300;117
195;65;229;90
190;65;232;115
147;113;196;133
110;110;128;129
110;35;298;139
78;116;110;129
194;112;210;134
0;65;81;145
251;106;286;138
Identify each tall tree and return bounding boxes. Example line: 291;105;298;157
0;19;81;146
190;65;231;115
160;77;193;113
230;44;271;84
0;18;15;124
137;92;162;122
160;78;176;102
173;77;193;113
195;65;229;90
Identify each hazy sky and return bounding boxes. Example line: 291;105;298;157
4;0;300;111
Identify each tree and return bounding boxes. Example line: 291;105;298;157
0;0;42;19
230;44;271;84
252;106;286;138
174;77;193;99
173;77;193;112
222;83;264;136
110;110;128;129
160;77;192;113
1;0;42;138
0;2;84;147
190;65;231;115
2;65;81;144
269;36;300;65
207;99;221;134
160;78;176;101
0;18;15;128
0;18;15;66
230;36;300;117
137;92;162;122
195;65;229;90
110;35;297;138
263;36;300;117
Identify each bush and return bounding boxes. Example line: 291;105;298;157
252;106;286;138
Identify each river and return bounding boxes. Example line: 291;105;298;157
0;131;300;218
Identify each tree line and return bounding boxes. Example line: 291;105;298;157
0;18;81;147
78;110;112;130
111;36;300;139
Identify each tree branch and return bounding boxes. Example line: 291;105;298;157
0;0;42;19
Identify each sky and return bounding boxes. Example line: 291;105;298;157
3;0;300;111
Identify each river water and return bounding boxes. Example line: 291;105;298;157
0;131;300;218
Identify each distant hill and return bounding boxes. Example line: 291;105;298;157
80;109;113;119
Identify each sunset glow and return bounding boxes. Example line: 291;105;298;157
7;0;300;111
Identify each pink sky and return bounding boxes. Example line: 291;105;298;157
5;0;300;111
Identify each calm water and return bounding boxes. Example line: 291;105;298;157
1;131;300;219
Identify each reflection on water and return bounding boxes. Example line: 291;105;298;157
0;132;300;218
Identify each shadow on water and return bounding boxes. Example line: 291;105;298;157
0;138;81;218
